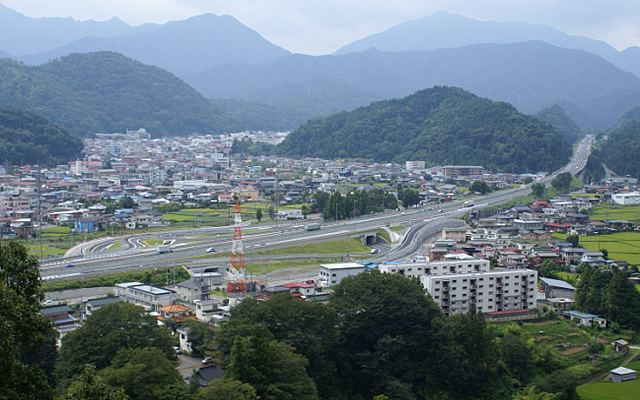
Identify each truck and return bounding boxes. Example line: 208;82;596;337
157;245;173;254
464;201;474;207
305;222;321;231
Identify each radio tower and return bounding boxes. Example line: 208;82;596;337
227;198;246;293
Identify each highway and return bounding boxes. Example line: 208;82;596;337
39;135;593;281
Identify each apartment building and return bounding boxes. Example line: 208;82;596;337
378;258;490;279
421;269;538;316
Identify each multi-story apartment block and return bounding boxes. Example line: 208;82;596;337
377;258;537;316
378;258;490;279
421;269;537;316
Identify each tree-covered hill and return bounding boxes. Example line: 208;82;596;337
275;86;572;173
534;105;582;144
0;52;242;137
598;121;640;178
0;106;83;166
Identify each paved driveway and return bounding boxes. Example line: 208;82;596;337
176;353;202;380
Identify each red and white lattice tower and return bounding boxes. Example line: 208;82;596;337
227;198;246;293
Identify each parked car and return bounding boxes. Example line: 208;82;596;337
172;346;182;355
202;356;214;364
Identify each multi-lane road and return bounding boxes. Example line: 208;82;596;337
39;135;594;281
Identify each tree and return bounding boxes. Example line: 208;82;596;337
311;191;329;214
328;270;445;398
255;208;263;222
523;176;534;184
402;188;420;208
606;270;640;330
538;260;559;279
56;303;174;390
500;332;534;384
194;379;257;400
119;196;135;209
226;329;318;400
531;182;545;198
0;241;55;400
566;235;579;247
215;294;340;398
64;364;128;400
101;347;186;400
470;180;490;195
551;172;572;193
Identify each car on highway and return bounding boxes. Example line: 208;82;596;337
206;247;216;253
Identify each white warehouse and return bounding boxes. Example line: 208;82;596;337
611;192;640;205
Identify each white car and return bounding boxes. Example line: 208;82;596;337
206;247;216;253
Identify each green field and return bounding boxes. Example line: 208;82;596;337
578;379;640;400
590;204;640;222
579;232;640;264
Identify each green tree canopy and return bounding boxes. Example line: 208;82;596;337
226;329;318;400
193;379;257;400
471;180;491;194
328;270;445;398
100;347;186;400
64;364;128;400
56;303;174;390
0;241;55;400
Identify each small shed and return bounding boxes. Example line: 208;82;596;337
614;339;629;354
610;366;636;382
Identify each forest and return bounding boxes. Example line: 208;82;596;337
0;106;83;166
275;86;573;173
597;121;640;179
0;53;242;137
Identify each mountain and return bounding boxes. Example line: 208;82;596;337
20;13;291;77
334;11;640;78
190;41;640;131
598;121;640;178
0;106;83;166
275;86;572;173
0;52;242;137
534;105;582;144
0;3;157;57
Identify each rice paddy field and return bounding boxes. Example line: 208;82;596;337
577;378;640;400
579;232;640;265
589;204;640;222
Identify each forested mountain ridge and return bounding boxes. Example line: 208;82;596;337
0;52;243;137
192;41;640;131
597;121;640;178
534;105;582;144
334;11;640;78
275;86;572;173
0;106;83;166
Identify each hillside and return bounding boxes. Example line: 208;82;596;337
192;42;640;131
534;105;582;144
0;106;83;166
334;11;640;78
274;86;572;173
598;121;640;178
0;52;242;137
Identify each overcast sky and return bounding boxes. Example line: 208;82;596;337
3;0;640;55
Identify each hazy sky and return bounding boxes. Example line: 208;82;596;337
3;0;640;55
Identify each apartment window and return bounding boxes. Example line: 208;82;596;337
452;294;457;298
435;288;440;292
332;273;336;277
489;291;493;295
462;286;467;290
434;296;439;299
489;284;494;288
